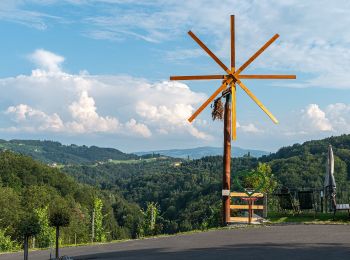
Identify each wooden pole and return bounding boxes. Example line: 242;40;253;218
92;209;95;243
23;236;28;260
55;226;59;259
223;93;231;225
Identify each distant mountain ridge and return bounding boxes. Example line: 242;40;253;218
0;139;269;165
135;146;269;159
0;139;138;164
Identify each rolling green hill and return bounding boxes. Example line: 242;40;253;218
1;134;350;249
0;139;138;165
62;134;350;234
0;151;146;252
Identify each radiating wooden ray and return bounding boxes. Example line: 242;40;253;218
231;15;235;72
170;75;225;80
188;31;231;74
238;75;296;79
170;74;296;81
235;34;279;75
235;79;278;124
188;78;233;123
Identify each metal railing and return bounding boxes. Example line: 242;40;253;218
266;186;350;213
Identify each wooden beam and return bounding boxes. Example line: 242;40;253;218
188;78;233;123
231;192;264;197
231;15;235;71
230;217;260;223
188;31;231;74
235;34;279;75
230;15;236;141
236;79;278;124
230;205;264;210
170;75;225;81
238;75;296;79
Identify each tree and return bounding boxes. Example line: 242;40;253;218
93;198;106;242
143;202;158;236
17;214;41;260
0;229;17;252
49;206;70;259
239;163;277;194
35;207;55;248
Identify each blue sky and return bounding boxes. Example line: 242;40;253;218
0;0;350;153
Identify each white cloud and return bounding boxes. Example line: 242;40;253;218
5;104;64;132
238;122;262;133
283;103;350;137
67;90;120;133
0;0;61;30
301;104;332;132
0;49;210;140
29;49;65;73
2;1;350;89
80;0;350;89
325;103;350;133
125;119;152;138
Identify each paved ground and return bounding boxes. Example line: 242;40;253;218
1;224;350;260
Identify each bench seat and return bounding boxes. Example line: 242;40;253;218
336;204;350;210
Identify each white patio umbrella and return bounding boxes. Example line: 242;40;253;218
324;144;336;210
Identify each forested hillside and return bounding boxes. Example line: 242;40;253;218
1;134;350;251
0;139;138;165
63;135;350;234
0;151;151;252
261;134;350;189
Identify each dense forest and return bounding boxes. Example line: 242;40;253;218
1;134;350;252
0;151;154;252
63;135;350;234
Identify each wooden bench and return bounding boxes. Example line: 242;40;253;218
333;204;350;219
230;192;264;224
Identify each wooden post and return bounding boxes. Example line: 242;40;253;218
91;209;95;243
248;200;252;224
55;226;59;259
24;236;28;260
263;193;268;218
223;93;231;225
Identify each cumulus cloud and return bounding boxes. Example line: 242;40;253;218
67;91;120;133
237;122;262;133
29;49;65;73
125;119;152;138
301;104;332;132
5;104;64;132
0;49;213;140
281;103;350;138
325;103;350;133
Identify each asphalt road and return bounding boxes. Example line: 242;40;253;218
1;224;350;260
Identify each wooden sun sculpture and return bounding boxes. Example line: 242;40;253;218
170;15;296;225
170;15;296;139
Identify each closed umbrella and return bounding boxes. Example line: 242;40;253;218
324;144;336;211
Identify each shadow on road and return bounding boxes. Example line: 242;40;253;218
74;242;350;260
